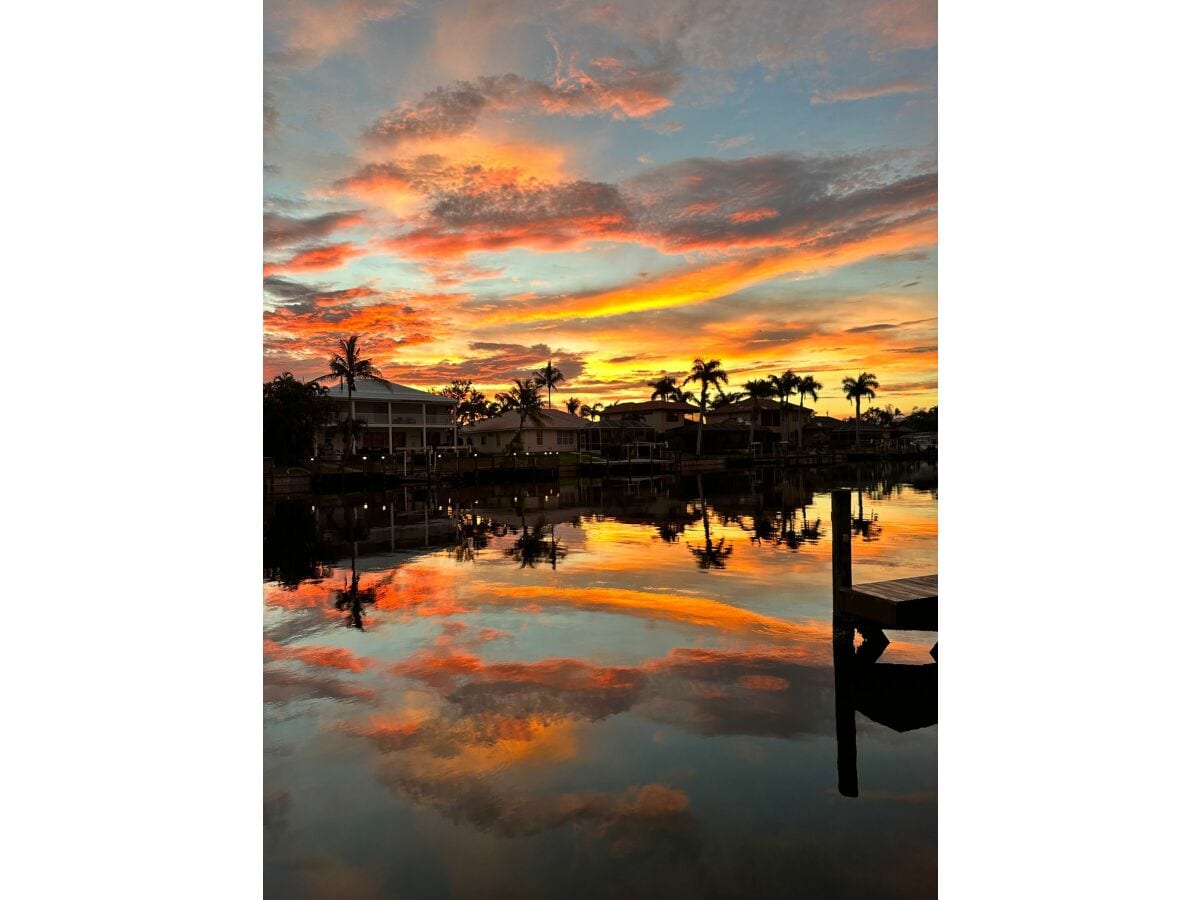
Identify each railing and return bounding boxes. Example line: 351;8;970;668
353;412;452;425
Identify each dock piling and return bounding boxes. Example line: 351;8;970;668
832;489;851;613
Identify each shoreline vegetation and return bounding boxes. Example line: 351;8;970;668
265;334;937;474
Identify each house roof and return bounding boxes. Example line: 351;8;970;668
709;399;814;415
462;408;596;434
806;415;849;429
324;378;455;405
598;400;699;415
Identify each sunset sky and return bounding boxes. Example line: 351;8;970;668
264;0;937;414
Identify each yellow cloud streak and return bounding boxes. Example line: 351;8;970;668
484;215;937;325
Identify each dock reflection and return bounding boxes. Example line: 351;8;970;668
833;613;937;798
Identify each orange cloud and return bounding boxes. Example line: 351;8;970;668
263;638;372;672
263;242;367;276
729;207;779;224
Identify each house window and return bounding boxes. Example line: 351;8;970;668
536;429;544;445
557;431;572;445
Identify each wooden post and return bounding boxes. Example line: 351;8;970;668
833;614;859;798
832;489;852;613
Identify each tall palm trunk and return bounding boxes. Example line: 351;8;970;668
855;397;861;446
695;388;706;455
348;381;356;455
797;398;805;451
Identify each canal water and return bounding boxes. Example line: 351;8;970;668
264;463;938;899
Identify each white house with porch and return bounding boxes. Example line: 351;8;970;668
321;379;455;456
461;409;594;453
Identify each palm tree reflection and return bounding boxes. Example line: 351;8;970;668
332;506;379;630
687;476;733;570
508;516;566;569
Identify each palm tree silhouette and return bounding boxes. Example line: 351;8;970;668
769;370;800;450
533;360;565;409
648;375;680;401
580;401;604;422
684;358;728;456
566;396;581;416
742;378;774;451
842;372;880;447
503;378;548;449
315;335;389;456
794;374;822;451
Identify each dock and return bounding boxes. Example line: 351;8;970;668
830;488;937;798
839;574;937;629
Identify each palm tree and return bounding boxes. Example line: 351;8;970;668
842;372;880;447
581;401;604;422
743;378;775;452
712;389;746;408
648;376;680;401
769;370;800;451
794;374;823;450
684;358;728;456
533;360;565;409
566;396;581;416
315;335;389;456
503;378;548;449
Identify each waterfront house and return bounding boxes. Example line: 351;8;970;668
596;400;700;433
322;378;455;456
462;409;595;453
706;399;813;448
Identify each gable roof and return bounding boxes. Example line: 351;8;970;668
324;378;455;405
462;408;596;433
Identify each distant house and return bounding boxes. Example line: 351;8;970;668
322;378;455;455
596;400;699;433
462;409;595;453
706;399;812;447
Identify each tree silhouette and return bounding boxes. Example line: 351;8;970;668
769;370;800;450
503;378;548;449
533;360;565;409
684;358;728;456
842;372;880;447
794;374;822;450
315;335;389;456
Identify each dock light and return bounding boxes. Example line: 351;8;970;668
363;503;368;509
310;505;315;511
362;456;367;460
382;505;387;511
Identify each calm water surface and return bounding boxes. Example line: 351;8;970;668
264;463;938;899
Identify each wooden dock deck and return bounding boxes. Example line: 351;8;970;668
840;574;937;630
